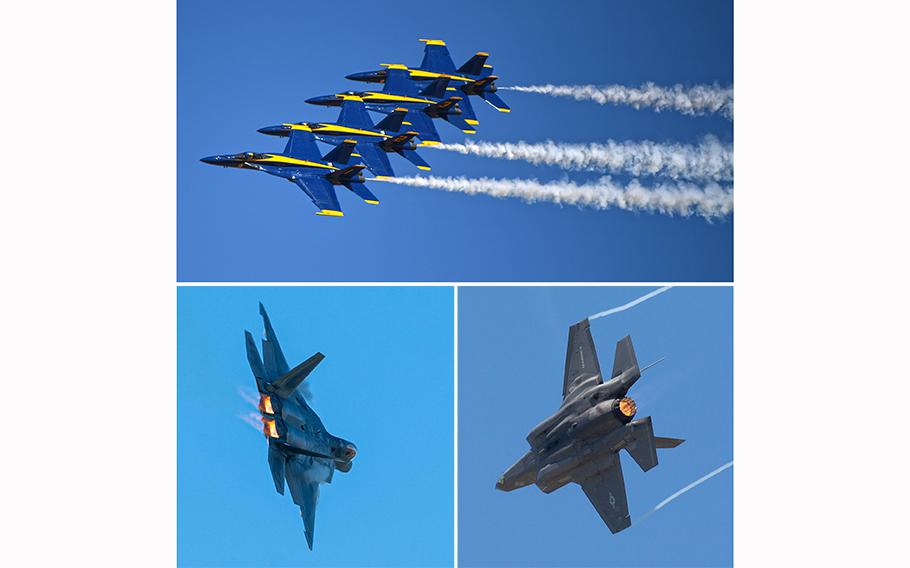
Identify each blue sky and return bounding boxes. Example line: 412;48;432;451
178;0;733;282
177;287;454;567
458;286;732;567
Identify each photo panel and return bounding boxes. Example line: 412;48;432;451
178;286;454;567
458;286;733;567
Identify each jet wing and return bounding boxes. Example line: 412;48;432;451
579;455;631;534
419;39;457;73
285;455;334;551
356;143;394;177
283;130;323;161
292;176;344;216
337;99;374;130
383;68;420;97
562;318;603;399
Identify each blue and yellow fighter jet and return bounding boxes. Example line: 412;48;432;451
200;131;378;217
306;64;473;145
346;39;510;127
257;95;431;178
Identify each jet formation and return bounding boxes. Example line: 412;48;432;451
245;303;357;550
497;319;684;533
202;39;509;217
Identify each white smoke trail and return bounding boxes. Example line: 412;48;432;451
372;175;733;219
636;461;734;525
589;286;672;321
502;83;733;120
431;137;732;182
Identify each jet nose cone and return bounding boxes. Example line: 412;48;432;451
200;155;222;165
345;71;373;81
306;95;335;106
257;125;288;136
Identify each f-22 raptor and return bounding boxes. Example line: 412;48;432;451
245;304;357;550
496;319;684;533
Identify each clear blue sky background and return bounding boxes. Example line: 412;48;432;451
458;286;732;567
178;287;454;567
178;0;733;282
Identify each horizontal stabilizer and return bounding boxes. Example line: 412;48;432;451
458;52;489;76
268;443;286;495
375;108;408;132
344;182;381;205
270;352;325;398
479;90;511;112
321;140;357;165
442;112;476;134
396;148;431;171
655;437;685;448
624;417;658;472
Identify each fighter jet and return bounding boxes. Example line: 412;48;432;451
245;303;357;550
306;64;474;145
201;129;378;217
496;319;684;534
257;95;431;178
346;39;510;127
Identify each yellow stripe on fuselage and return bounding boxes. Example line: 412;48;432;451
356;92;436;104
283;122;387;138
408;69;475;83
253;154;336;170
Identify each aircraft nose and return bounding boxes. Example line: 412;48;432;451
257;125;288;136
306;95;336;106
200;155;223;165
345;71;375;81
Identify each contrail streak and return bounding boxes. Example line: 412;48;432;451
502;83;733;120
372;175;733;219
239;411;263;433
431;138;733;182
636;461;734;525
238;386;260;408
589;286;672;320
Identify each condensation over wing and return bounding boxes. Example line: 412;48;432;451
562;318;602;399
579;454;631;534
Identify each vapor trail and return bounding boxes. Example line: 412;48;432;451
502;83;733;120
239;411;263;433
238;386;260;408
636;461;734;525
372;175;733;219
589;286;672;321
431;138;733;182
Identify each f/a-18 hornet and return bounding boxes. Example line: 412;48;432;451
201;130;375;217
306;64;473;144
346;39;510;127
245;303;357;550
496;319;683;533
258;95;431;178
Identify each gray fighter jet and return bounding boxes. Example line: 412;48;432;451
496;319;684;533
244;303;357;550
